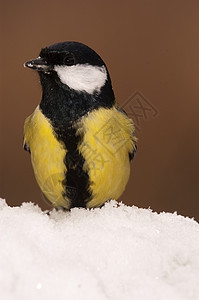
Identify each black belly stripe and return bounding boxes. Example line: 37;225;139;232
54;124;92;208
39;73;115;208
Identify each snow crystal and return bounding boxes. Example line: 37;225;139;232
0;198;199;300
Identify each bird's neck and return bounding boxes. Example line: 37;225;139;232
39;73;115;128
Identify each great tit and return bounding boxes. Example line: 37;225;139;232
23;41;137;209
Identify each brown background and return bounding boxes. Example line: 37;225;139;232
1;0;199;220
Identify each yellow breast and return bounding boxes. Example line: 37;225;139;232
24;106;136;209
79;107;136;208
24;106;69;208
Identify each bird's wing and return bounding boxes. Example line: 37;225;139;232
23;114;32;153
129;142;137;162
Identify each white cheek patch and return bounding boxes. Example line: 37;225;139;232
54;64;107;94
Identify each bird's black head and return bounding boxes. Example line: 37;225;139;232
24;41;115;124
25;41;113;94
40;41;105;67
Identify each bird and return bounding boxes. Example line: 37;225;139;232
23;41;137;210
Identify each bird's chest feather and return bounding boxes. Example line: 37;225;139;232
79;107;135;207
24;106;69;207
24;105;135;208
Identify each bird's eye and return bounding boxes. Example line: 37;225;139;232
63;54;75;66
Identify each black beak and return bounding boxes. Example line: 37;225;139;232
24;57;52;72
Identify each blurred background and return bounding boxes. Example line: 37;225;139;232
1;0;199;220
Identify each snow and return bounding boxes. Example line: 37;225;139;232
0;198;199;300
